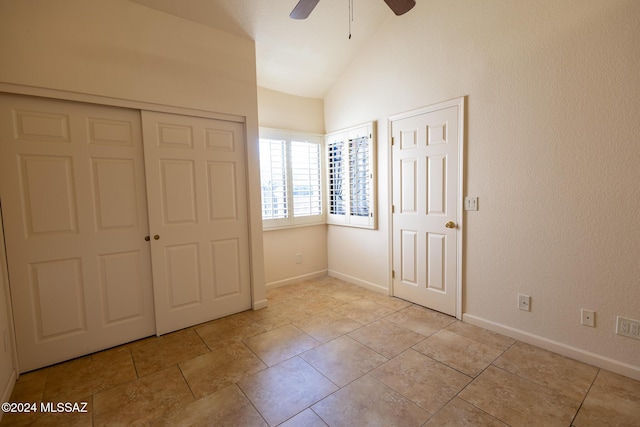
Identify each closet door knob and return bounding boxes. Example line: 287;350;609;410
445;221;456;229
144;236;150;241
153;235;160;240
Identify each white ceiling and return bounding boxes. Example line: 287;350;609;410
130;0;394;99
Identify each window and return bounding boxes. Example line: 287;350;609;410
259;128;323;229
326;122;376;229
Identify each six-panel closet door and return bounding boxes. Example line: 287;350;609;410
0;94;155;372
0;94;252;372
141;111;252;335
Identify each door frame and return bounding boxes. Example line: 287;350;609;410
388;96;465;319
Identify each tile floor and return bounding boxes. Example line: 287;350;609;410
2;277;639;426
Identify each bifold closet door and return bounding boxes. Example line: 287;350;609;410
141;111;252;335
0;94;155;372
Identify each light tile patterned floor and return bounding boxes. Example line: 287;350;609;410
2;276;639;426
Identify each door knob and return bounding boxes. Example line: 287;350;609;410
153;235;160;240
144;236;150;241
445;221;456;229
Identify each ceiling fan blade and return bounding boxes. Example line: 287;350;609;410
290;0;320;19
383;0;416;16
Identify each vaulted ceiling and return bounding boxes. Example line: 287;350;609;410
131;0;398;99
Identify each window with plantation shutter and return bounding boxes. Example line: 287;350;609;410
291;140;322;217
259;128;324;229
326;122;376;229
327;141;345;216
259;138;288;222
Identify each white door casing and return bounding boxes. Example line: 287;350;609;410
141;111;252;335
390;98;464;318
0;94;155;372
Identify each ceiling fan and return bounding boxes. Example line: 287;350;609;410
290;0;416;19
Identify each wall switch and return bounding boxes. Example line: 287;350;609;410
518;294;530;311
464;197;478;211
581;309;595;327
616;316;640;340
295;253;303;264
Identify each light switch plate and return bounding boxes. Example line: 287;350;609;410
464;197;478;211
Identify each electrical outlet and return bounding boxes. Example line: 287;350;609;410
518;294;530;311
581;309;595;327
295;253;303;264
616;316;640;340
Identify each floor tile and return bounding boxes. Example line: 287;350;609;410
293;310;363;342
160;384;268;427
573;369;640;427
371;349;472;414
243;324;319;366
195;314;266;351
301;335;388;387
349;319;425;358
44;346;137;402
362;292;413;310
246;302;310;330
130;328;209;377
279;409;328;427
238;357;338;426
93;365;194;426
459;366;580;427
180;342;267;398
333;299;398;324
327;285;371;303
7;368;48;402
424;397;508;426
312;374;430;427
413;329;502;377
385;305;456;336
445;321;515;351
493;341;598;401
288;293;346;315
5;277;637;427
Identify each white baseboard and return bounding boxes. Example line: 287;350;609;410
463;314;640;381
327;270;389;295
0;369;16;422
265;270;328;290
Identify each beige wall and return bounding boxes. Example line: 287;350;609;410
257;87;327;287
325;0;640;376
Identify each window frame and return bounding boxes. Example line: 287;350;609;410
325;122;377;229
259;127;325;230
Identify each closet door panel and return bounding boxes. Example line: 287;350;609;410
0;94;155;372
142;111;251;335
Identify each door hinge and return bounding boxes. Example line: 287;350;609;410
392;270;395;279
391;137;395;146
392;205;395;213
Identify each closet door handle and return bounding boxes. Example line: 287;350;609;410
144;236;150;241
153;235;160;240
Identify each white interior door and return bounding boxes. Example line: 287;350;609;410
0;94;155;372
142;111;251;335
391;98;464;317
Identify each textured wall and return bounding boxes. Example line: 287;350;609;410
325;0;640;372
